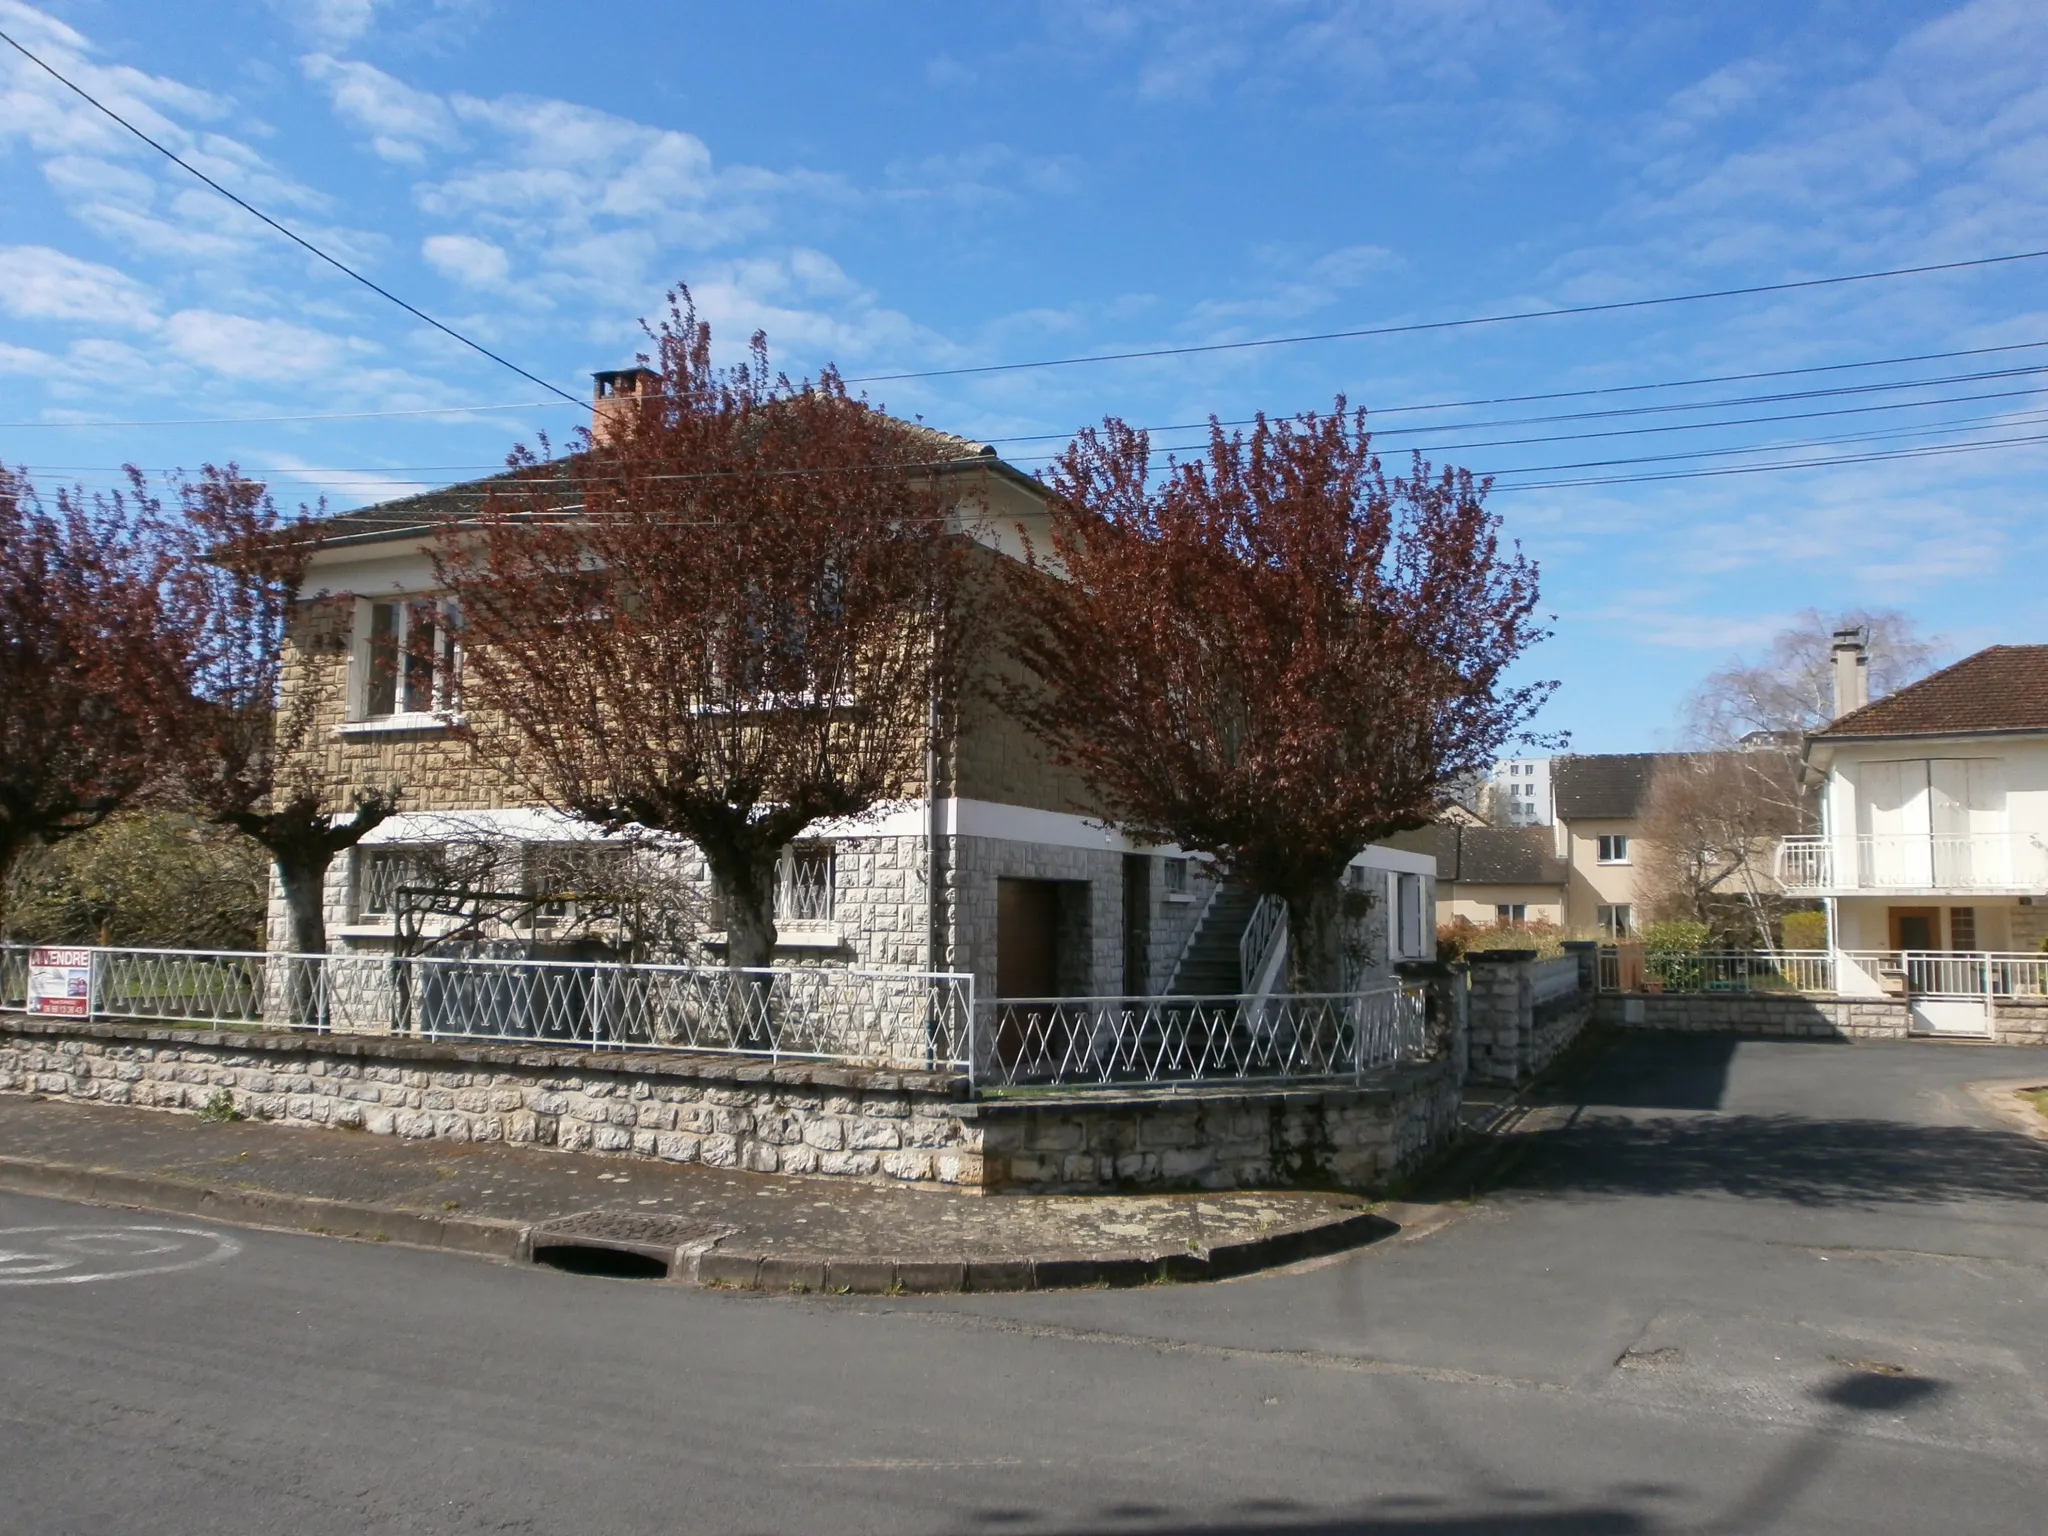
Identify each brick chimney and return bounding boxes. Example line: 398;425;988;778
591;367;659;448
1830;625;1869;719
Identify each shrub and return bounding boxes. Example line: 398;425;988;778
1780;910;1828;950
1643;919;1711;953
3;812;267;948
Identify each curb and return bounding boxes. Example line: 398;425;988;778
0;1155;526;1258
0;1153;1400;1292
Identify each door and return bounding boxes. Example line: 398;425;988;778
1889;906;1939;952
995;879;1063;1075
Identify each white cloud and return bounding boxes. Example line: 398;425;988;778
422;232;509;286
272;0;390;48
0;245;160;326
161;309;376;381
302;53;459;162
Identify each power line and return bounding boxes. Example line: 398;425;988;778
1489;429;2048;493
0;26;581;407
843;248;2048;383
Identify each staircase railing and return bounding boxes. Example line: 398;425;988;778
1238;893;1288;996
1164;880;1222;995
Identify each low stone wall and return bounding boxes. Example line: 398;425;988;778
1991;998;2048;1046
1595;993;1910;1039
975;1058;1462;1193
0;1016;1461;1195
1464;950;1594;1084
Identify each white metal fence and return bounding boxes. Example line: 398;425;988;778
1596;948;1835;995
0;943;973;1072
974;985;1429;1090
1837;949;2048;999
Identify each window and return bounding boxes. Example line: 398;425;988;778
1495;903;1526;924
1597;834;1630;865
358;599;458;719
355;846;442;919
1949;907;1977;950
777;843;835;924
1396;873;1424;957
1161;857;1189;896
1596;903;1634;938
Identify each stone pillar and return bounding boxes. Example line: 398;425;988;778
1396;959;1468;1084
1464;950;1536;1083
1561;940;1597;998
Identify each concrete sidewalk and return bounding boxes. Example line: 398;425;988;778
0;1092;1410;1291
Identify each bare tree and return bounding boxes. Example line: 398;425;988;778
0;465;184;938
1001;407;1553;993
1637;749;1805;947
436;290;974;972
1685;608;1942;745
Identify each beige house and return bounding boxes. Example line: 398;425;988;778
270;373;1436;1004
1549;753;1688;938
1391;824;1567;930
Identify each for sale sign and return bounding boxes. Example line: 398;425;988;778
27;948;92;1018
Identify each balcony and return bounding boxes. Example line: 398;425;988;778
1776;832;2048;895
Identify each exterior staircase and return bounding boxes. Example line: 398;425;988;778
1168;884;1262;996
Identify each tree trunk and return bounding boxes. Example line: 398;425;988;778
272;847;333;1027
701;840;782;1050
1282;882;1346;995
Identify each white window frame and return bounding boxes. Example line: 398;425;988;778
1597;834;1630;865
348;596;461;724
1596;903;1634;938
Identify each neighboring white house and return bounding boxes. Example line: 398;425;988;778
1776;638;2048;1034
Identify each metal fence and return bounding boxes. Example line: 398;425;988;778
1596;948;1835;995
973;985;1429;1090
0;943;973;1072
1838;949;2048;999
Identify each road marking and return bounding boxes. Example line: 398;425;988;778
0;1225;241;1286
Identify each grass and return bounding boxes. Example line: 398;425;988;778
2023;1088;2048;1126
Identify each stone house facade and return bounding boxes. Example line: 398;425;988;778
268;378;1436;1005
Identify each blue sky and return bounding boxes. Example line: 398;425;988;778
3;0;2045;751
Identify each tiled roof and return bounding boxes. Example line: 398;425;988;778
1384;824;1566;887
301;414;1013;548
1552;753;1691;821
1815;645;2048;738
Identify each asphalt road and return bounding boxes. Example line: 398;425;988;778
3;1034;2046;1534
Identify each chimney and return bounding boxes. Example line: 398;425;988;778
1830;625;1869;719
591;367;660;448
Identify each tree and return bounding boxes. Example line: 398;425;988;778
0;464;184;937
164;467;400;955
1001;407;1553;993
3;811;268;950
1685;608;1942;744
435;291;973;971
1636;748;1805;948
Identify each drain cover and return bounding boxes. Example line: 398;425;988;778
527;1210;731;1266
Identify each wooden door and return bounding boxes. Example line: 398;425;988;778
1888;906;1939;951
996;879;1063;1075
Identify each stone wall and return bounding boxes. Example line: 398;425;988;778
1593;992;1911;1040
1463;951;1593;1084
1992;998;2048;1046
0;1016;1463;1194
975;1058;1463;1192
946;835;1125;998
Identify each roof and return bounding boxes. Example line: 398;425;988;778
300;411;1026;550
1552;753;1692;821
1385;824;1566;887
1815;645;2048;739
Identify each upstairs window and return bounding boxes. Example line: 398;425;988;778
357;598;459;719
1597;834;1630;865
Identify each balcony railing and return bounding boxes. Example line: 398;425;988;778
1776;833;2048;893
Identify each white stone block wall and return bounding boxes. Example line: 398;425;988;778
945;835;1126;998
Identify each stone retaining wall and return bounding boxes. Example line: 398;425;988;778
1464;950;1594;1084
0;1016;1459;1195
1595;993;1911;1039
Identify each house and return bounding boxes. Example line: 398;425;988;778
1777;639;2048;1034
1550;753;1685;938
270;372;1436;1009
1392;824;1567;929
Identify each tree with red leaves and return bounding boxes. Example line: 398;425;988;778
436;292;974;970
161;466;399;956
1003;408;1552;992
0;465;185;937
